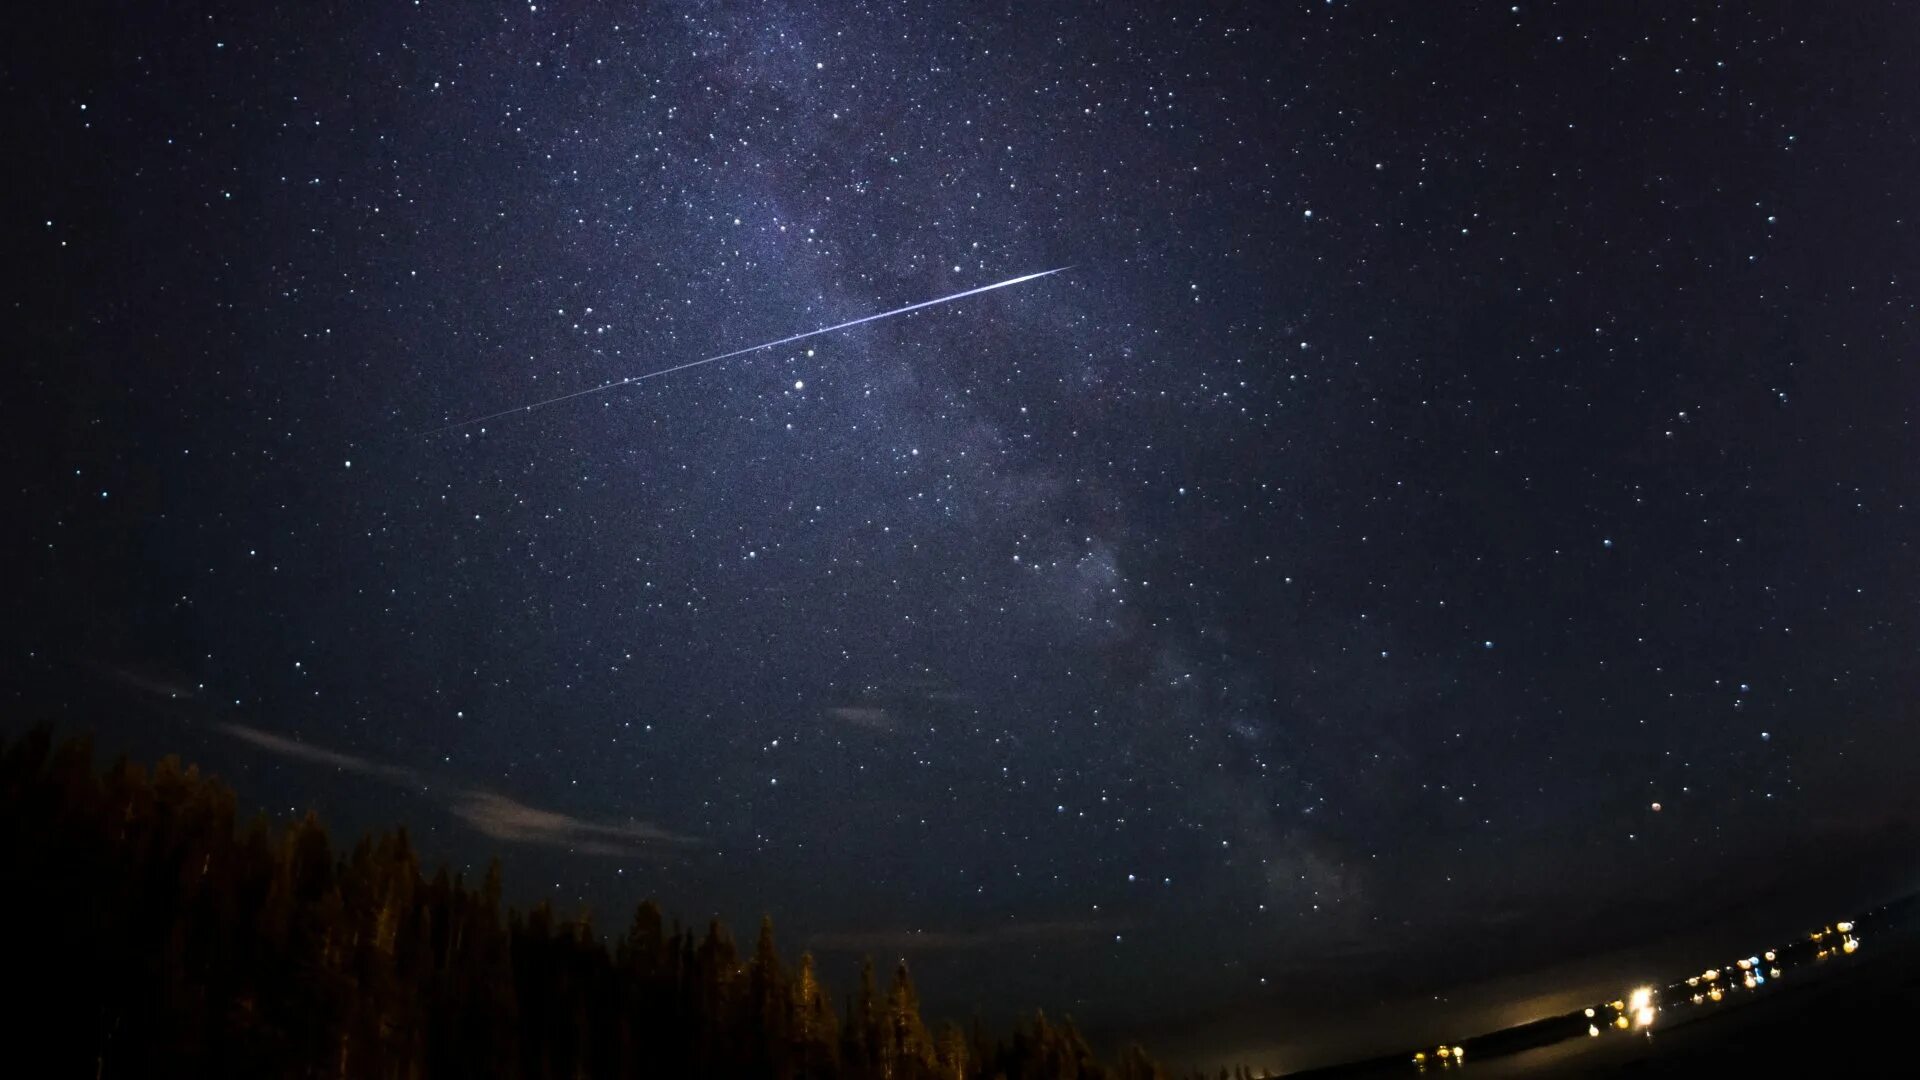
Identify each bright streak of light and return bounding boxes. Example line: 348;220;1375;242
423;266;1074;435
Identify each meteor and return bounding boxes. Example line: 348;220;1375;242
424;266;1073;435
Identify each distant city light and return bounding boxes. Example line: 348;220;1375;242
1626;987;1656;1029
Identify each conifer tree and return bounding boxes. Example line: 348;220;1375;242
885;960;936;1078
936;1021;970;1080
749;915;793;1076
793;951;841;1078
843;956;884;1080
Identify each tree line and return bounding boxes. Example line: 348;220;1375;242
0;726;1259;1079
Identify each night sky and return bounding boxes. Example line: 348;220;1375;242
9;1;1919;1069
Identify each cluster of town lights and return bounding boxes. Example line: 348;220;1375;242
1410;1044;1466;1069
1417;913;1865;1069
1811;921;1860;961
1583;986;1657;1038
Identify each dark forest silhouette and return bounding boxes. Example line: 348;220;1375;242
0;726;1258;1079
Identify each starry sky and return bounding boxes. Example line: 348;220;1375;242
9;0;1920;1069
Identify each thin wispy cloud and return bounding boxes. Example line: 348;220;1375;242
220;723;418;785
452;791;700;855
219;723;699;855
824;706;895;731
94;662;200;702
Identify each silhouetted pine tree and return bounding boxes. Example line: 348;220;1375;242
885;960;937;1079
936;1021;971;1080
849;955;895;1080
793;951;842;1078
748;916;794;1076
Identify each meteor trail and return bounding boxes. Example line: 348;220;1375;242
425;266;1073;435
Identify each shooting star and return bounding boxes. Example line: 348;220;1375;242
425;266;1073;435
